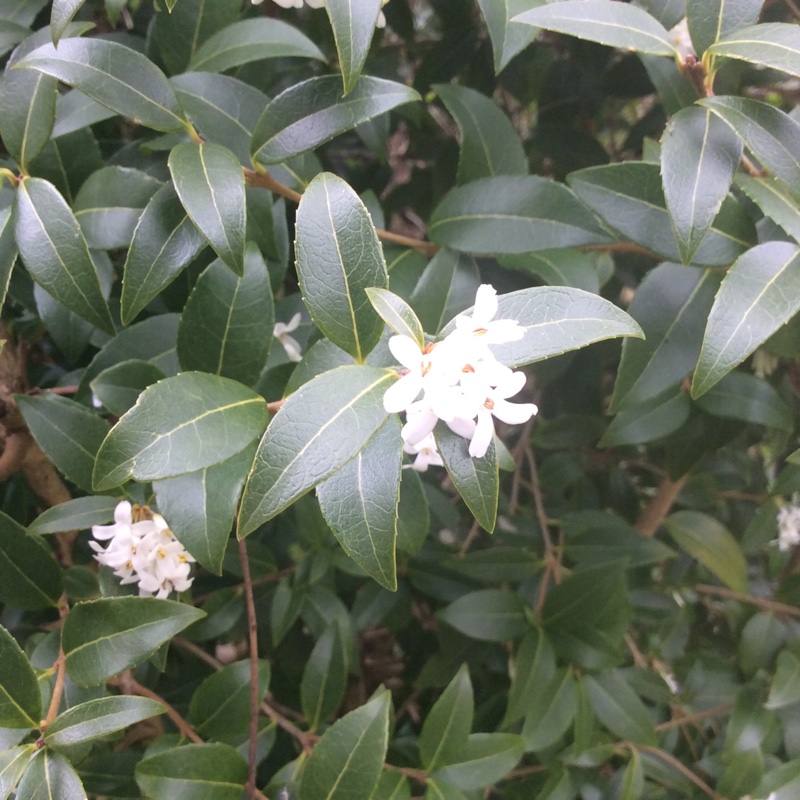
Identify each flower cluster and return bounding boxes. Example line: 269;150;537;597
269;0;388;27
91;501;195;599
385;284;537;467
777;503;800;551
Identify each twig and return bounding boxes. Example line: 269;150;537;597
509;416;537;516
695;583;800;619
239;540;260;800
458;518;481;557
578;242;660;258
654;704;732;733
267;399;285;415
39;595;70;733
635;474;688;537
638;744;723;800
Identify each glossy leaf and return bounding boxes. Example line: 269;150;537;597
435;83;527;183
766;651;800;710
1;0;49;25
0;624;41;728
135;743;247;800
694;371;792;431
735;174;800;242
477;0;543;73
435;424;498;533
28;496;117;536
121;182;207;325
14;178;114;333
251;75;420;165
661;106;743;263
429;176;609;255
0;510;63;610
298;689;390;800
521;669;577;752
300;624;349;731
15;750;85;800
504;630;556;728
665;510;748;592
600;388;691;447
365;287;425;347
154;444;256;574
238;365;396;535
0;207;16;310
686;0;762;56
498;249;601;294
45;696;165;749
692;242;800;397
52;88;116;138
33;283;93;363
188;18;323;72
438;589;529;642
15;393;110;493
584;671;657;745
375;772;411;800
63;596;205;686
93;372;269;490
420;664;473;771
295;172;388;360
431;733;525;791
708;23;800;80
90;360;167;417
326;0;383;94
16;38;187;132
169;141;245;275
178;245;273;384
513;0;678;56
0;746;34;799
317;417;402;591
568;162;756;266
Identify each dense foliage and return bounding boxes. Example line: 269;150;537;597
1;0;800;798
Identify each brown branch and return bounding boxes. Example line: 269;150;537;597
637;745;723;800
39;595;70;733
695;583;800;619
267;399;285;415
239;539;260;800
0;430;29;481
578;242;660;259
654;704;732;733
635;474;688;537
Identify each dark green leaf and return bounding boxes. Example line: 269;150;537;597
0;0;48;25
0;624;41;728
15;750;85;800
766;650;800;710
437;589;529;642
620;748;645;800
325;0;382;94
33;283;93;363
504;630;556;728
695;371;792;431
93;372;268;490
168;141;246;276
521;669;577;752
735;174;800;242
584;671;657;745
238;365;396;535
298;689;391;800
0;207;17;309
0;19;29;58
0;746;35;799
121;182;207;325
498;249;601;294
52;87;115;138
420;664;473;771
477;0;543;73
317;417;402;591
665;510;748;592
396;468;429;554
686;0;762;56
366;287;425;348
295;172;387;360
600;388;691;447
28;496;117;536
692;242;800;397
14;177;114;333
708;23;800;80
63;596;205;686
428;176;609;255
50;0;84;44
90;360;167;417
375;771;411;800
430;733;524;791
435;83;527;183
300;625;349;731
251;75;420;165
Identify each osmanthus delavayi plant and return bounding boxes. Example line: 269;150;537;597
1;0;800;799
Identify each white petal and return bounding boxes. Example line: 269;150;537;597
446;416;477;439
388;335;423;369
496;370;527;399
491;398;537;425
468;410;495;458
483;320;525;344
401;405;438;445
383;373;423;412
473;284;498;325
377;10;386;26
281;334;303;362
114;501;132;525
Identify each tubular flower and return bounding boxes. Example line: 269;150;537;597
777;503;800;552
270;0;388;27
273;312;303;362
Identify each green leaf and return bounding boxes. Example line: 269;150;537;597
695;371;792;431
584;671;657;745
168;141;246;276
365;287;425;348
425;781;470;800
568;162;756;266
63;596;205;686
521;669;577;752
238;365;396;535
419;664;473;771
0;207;17;310
431;733;525;791
94;372;267;490
435;424;498;533
661;106;743;263
708;23;800;80
154;444;256;574
686;0;762;57
610;263;722;412
735;174;800;242
665;510;748;592
513;0;678;56
50;0;85;44
639;53;697;116
0;0;49;26
620;749;645;800
317;417;402;591
16;38;187;132
251;75;420;165
434;83;527;183
0;19;29;58
135;743;247;800
28;496;117;536
766;650;800;710
171;73;268;167
188;659;270;741
498;249;601;294
300;624;349;731
15;393;110;493
396;468;429;554
298;689;391;800
326;0;383;94
504;630;556;728
178;245;274;384
410;249;480;335
441;285;643;369
438;589;529;642
295;172;387;360
701;97;800;193
188;18;323;73
477;0;543;73
44;696;165;749
52;88;116;138
14;178;114;334
428;176;609;255
375;771;411;800
0;510;63;610
0;746;35;799
73;166;162;250
33;282;93;363
90;360;167;417
600;388;691;447
120;182;207;325
0;624;41;728
15;750;85;800
692;242;800;398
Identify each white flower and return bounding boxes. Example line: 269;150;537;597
403;433;443;472
274;312;303;362
777;504;800;552
272;0;387;26
452;284;525;349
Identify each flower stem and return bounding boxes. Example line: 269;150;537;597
239;539;260;800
